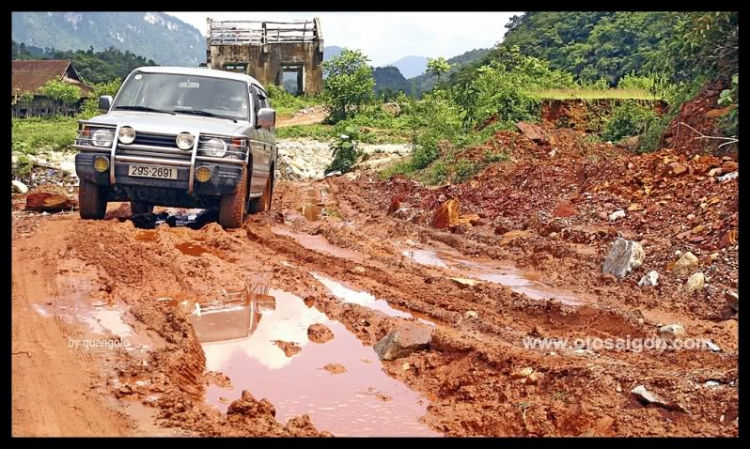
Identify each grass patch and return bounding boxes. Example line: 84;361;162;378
535;88;662;101
12;117;78;155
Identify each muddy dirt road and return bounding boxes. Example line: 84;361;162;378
11;175;738;437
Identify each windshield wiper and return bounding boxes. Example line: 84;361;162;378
114;105;175;115
174;109;237;122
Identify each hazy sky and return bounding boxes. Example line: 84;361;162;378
166;12;521;67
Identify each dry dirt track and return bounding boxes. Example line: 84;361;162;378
11;177;738;437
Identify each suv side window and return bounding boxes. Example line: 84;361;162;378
253;86;270;109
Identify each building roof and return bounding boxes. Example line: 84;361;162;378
134;66;263;87
11;60;93;97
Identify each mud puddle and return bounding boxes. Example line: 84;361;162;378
311;272;436;326
188;287;439;437
402;246;590;306
271;227;364;262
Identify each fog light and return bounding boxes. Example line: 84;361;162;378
93;156;109;172
195;166;212;183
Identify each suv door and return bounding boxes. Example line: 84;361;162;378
248;85;273;196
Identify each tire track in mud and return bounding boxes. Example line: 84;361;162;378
12;178;738;437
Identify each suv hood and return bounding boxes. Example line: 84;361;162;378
87;111;249;136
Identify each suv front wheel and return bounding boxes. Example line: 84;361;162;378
79;180;108;220
218;167;247;229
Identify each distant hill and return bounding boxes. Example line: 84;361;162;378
323;45;343;61
385;55;428;79
409;48;491;96
373;66;413;97
11;12;205;67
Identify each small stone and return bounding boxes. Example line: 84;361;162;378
525;372;542;385
511;367;534;379
638;271;659;287
718;171;738;182
552;201;577;218
451;277;481;288
323;363;346;374
672;252;699;276
631;385;686;412
11;180;28;194
432;199;460;229
725;290;738;312
464;310;479;320
671;163;688;175
374;323;433;361
691;225;706;234
402;363;411;371
609;210;626;221
658;324;686;341
350;266;366;275
703;340;721;352
307;323;334;344
602;238;645;278
685;272;705;293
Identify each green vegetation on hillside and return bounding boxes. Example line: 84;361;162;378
12;40;157;84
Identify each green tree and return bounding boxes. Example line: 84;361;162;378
39;79;81;115
79;79;122;119
323;48;375;121
426;57;452;86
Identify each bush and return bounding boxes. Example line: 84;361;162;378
601;102;657;142
325;125;362;175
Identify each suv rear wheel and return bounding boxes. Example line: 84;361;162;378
248;170;274;213
79;181;108;220
219;167;247;229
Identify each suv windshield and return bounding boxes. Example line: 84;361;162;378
113;72;250;121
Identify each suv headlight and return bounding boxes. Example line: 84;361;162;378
92;129;115;147
176;132;195;150
118;126;136;144
202;138;227;157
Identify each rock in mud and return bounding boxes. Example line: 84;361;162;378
25;191;78;212
464;310;479;320
374;323;433;361
323;363;346;374
672;252;699;276
307;323;334;344
658;324;686;341
631;385;687;412
602;238;645;278
609;210;626;221
552;201;577;218
685;272;705;293
451;277;481;288
638;271;659;287
12;180;28;194
515;122;546;142
432;199;460;229
274;340;302;357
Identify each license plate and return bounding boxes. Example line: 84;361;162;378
128;164;178;180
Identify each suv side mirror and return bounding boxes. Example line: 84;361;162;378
257;107;276;129
98;95;113;111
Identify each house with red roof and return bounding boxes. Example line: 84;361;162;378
12;60;93;118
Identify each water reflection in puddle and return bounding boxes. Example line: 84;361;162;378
311;272;435;326
402;247;588;306
272;228;363;262
190;287;439;437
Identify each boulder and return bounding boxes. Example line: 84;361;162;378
515;122;546;142
432;199;460;229
602;238;645;278
374;323;433;361
25;192;78;212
